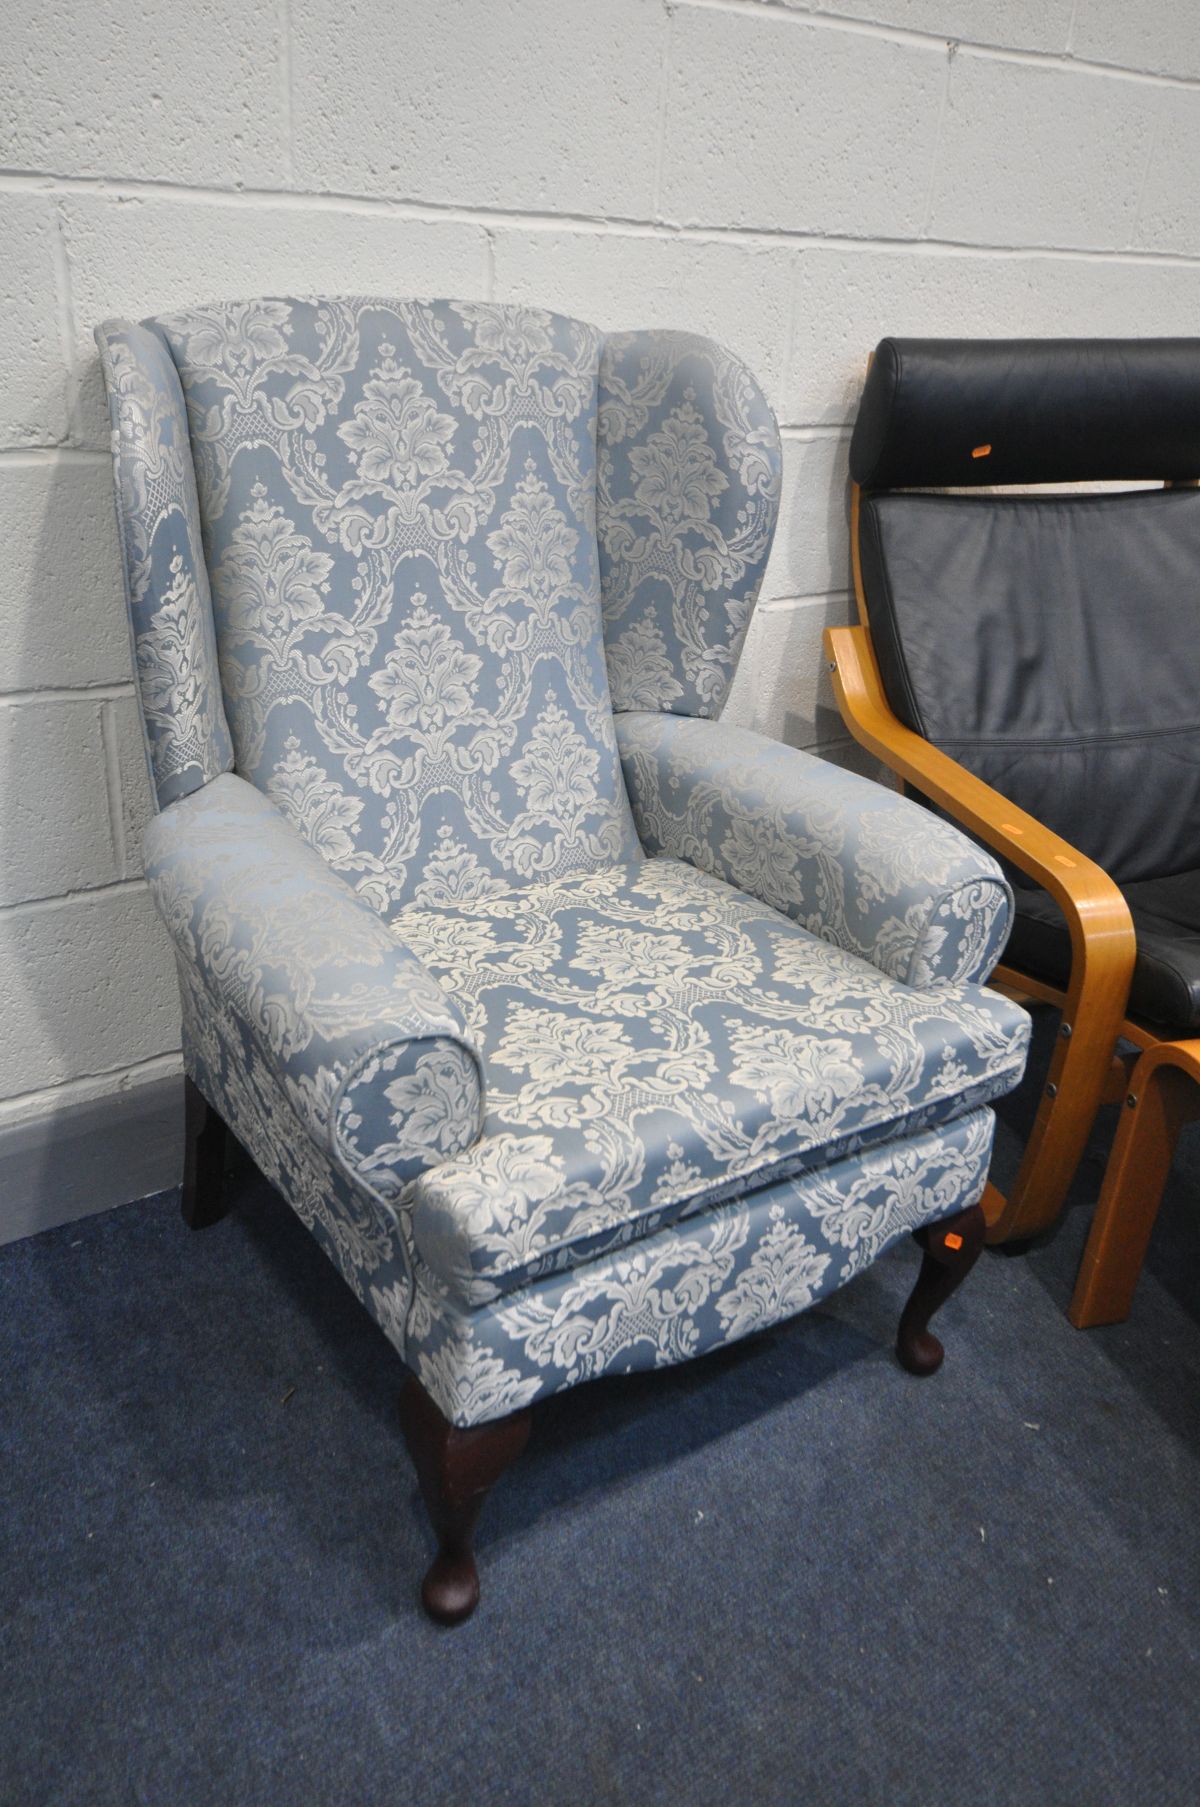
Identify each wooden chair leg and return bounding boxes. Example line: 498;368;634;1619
181;1075;232;1230
1069;1041;1200;1328
896;1200;987;1377
399;1376;532;1626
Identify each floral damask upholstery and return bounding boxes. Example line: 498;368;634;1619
97;297;1029;1431
407;1109;999;1424
145;774;485;1195
99;322;233;804
598;331;780;718
616;711;1014;987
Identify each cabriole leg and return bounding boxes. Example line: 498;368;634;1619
180;1075;231;1230
399;1376;532;1626
896;1201;987;1377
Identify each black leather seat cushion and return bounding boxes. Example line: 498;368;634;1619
1007;871;1200;1032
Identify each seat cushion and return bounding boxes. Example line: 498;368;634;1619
1008;872;1200;1032
391;858;1029;1305
410;1110;999;1428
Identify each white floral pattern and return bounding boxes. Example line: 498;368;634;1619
336;347;458;491
147;298;639;914
176;934;998;1428
412;1110;998;1424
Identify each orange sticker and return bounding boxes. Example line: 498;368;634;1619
944;1232;964;1251
972;444;992;459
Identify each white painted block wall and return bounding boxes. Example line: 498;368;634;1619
3;0;1200;1186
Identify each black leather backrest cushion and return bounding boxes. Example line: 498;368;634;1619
851;339;1200;489
859;488;1200;883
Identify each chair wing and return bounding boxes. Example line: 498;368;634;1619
96;319;234;807
598;329;782;720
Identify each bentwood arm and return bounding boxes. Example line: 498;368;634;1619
824;621;1136;1242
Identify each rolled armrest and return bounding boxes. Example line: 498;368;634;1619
143;773;485;1202
615;711;1013;988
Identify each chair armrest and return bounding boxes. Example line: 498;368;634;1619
615;710;1013;988
825;621;1138;1241
143;773;485;1203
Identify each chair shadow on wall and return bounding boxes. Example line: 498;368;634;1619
722;432;864;768
2;382;182;1246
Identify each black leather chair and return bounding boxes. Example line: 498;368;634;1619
825;338;1200;1324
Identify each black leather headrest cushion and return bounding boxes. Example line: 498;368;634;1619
850;338;1200;488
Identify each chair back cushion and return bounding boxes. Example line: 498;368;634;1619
850;337;1200;489
859;486;1200;882
147;297;639;911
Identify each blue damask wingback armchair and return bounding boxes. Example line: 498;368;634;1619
96;298;1029;1622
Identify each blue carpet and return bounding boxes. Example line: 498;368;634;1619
1;1007;1198;1807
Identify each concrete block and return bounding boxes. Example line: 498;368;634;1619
761;434;853;602
0;194;69;446
786;245;1200;427
0;886;178;1098
759;1;1074;54
291;0;666;218
0;456;131;689
0;1;285;187
723;593;854;748
0;698;116;906
1072;0;1200;82
930;53;1157;250
492;228;796;413
661;6;945;236
1133;90;1200;255
61;195;490;446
